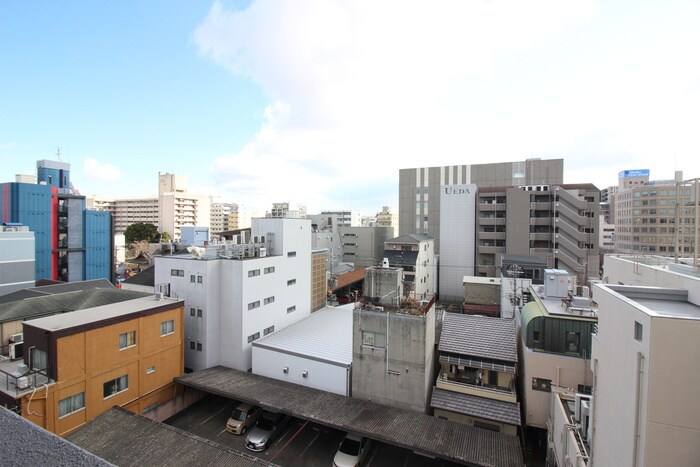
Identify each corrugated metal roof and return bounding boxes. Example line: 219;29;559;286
177;366;523;466
253;305;353;366
0;406;111;467
0;288;151;324
431;387;521;426
333;268;365;291
67;407;275;467
439;313;518;363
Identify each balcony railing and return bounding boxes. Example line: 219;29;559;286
436;375;517;403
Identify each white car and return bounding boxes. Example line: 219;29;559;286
333;432;371;467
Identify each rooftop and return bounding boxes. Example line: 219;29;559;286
0;406;110;467
24;295;182;333
177;366;523;466
431;387;521;426
439;313;518;363
385;233;433;244
603;285;700;320
253;305;353;367
67;407;274;467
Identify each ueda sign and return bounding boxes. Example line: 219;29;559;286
443;187;471;195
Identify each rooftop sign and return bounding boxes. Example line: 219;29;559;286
618;169;649;178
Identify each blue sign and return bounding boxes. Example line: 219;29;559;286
619;169;649;178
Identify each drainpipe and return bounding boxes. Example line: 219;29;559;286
633;352;644;467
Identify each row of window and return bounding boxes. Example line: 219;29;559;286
247;325;277;344
118;320;175;350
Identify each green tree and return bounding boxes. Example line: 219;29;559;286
124;223;159;244
160;231;170;243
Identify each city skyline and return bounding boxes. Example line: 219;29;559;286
2;0;699;215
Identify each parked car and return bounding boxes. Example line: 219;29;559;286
333;432;372;467
226;402;262;435
244;411;290;452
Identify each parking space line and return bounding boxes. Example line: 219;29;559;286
270;420;308;463
199;405;229;427
298;430;321;458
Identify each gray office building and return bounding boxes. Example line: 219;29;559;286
399;158;563;253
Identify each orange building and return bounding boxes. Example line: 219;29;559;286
13;295;184;436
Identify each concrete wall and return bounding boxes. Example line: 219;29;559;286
352;307;435;413
434;408;518;437
0;228;35;296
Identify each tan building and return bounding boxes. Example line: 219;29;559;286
375;206;398;237
311;249;327;312
4;295;184;437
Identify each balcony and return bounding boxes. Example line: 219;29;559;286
436;375;517;404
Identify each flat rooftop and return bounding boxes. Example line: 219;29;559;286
24;295;182;332
605;285;700;319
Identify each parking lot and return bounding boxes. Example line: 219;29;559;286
165;395;460;467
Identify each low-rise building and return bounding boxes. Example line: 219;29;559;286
383;233;436;301
0;224;35;296
154;217;312;372
1;295;184;436
351;294;436;413
432;313;520;436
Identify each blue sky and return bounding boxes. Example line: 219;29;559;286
2;1;699;216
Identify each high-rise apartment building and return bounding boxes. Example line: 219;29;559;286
1;160;113;283
476;184;600;284
614;169;698;256
399;159;564;253
210;202;238;235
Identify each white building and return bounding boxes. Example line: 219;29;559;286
383;234;436;301
439;184;477;302
210;202;238;235
320;210;361;228
589;283;700;466
154;218;312;372
0;224;35;296
252;305;353;396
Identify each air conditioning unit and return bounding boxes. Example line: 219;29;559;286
9;333;23;343
15;376;30;390
8;342;24;360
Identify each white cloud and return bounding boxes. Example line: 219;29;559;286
194;0;700;211
83;157;123;182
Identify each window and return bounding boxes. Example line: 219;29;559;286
190;341;195;350
565;331;580;354
197;308;203;318
264;296;275;305
248;269;260;277
119;331;136;350
287;279;296;286
190;307;196;317
197;342;202;351
264;266;275;274
248;301;260;310
247;332;260;343
634;321;643;341
197;275;203;284
287;251;297;257
532;377;552;392
160;320;175;336
171;269;184;277
146;366;156;374
362;331;386;348
264;325;275;335
103;375;128;398
287;306;296;313
190;274;196;283
31;348;47;370
58;392;85;418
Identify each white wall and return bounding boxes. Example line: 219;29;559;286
439;184;476;302
252;347;349;396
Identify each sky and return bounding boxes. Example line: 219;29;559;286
1;0;699;216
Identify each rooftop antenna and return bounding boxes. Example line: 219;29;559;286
56;147;62;161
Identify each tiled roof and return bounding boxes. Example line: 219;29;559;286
67;407;275;467
0;406;110;467
123;266;154;286
0;279;115;305
177;366;523;466
332;268;365;291
439;312;518;363
431;387;521;426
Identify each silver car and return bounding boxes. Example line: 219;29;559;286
244;411;290;452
